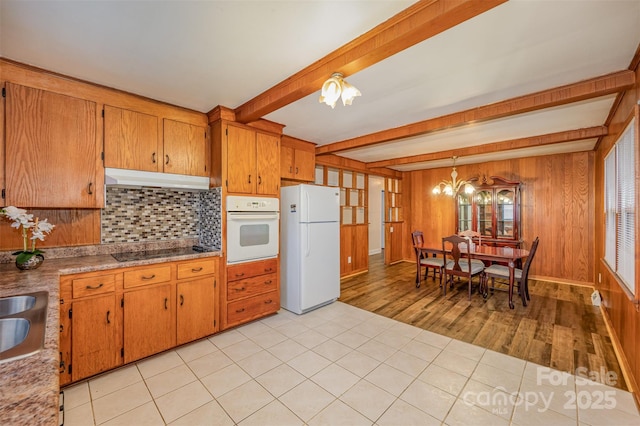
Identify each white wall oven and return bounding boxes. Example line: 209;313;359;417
226;196;279;264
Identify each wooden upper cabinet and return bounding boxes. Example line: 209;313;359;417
226;124;256;194
104;105;159;172
104;106;208;177
4;82;103;208
163;119;208;177
280;137;315;181
225;123;280;196
256;132;280;195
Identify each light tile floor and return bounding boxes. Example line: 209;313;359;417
62;302;640;426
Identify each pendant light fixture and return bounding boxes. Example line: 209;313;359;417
432;156;475;197
319;73;361;108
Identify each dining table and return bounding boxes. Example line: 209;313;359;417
413;243;530;309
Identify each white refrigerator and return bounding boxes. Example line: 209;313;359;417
280;184;340;314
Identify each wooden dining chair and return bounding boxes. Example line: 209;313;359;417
482;237;540;301
442;234;485;300
411;230;445;288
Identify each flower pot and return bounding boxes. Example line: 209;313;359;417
16;254;45;271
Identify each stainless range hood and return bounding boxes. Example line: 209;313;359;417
105;168;209;191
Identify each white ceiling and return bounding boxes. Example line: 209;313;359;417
2;0;639;172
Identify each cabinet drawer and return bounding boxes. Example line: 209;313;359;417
177;258;217;280
123;265;172;289
226;290;279;326
72;274;116;298
227;258;277;282
227;273;276;301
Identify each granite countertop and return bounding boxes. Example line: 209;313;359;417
0;245;221;426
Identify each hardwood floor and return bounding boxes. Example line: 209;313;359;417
340;253;627;391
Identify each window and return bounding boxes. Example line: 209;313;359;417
604;118;636;296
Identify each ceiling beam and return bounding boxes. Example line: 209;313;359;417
366;126;608;168
317;70;635;155
230;0;507;123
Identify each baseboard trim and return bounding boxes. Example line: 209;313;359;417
369;249;381;255
530;275;593;287
599;304;640;408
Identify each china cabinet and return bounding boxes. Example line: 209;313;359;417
456;176;522;247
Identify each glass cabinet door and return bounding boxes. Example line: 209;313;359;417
496;189;515;238
457;193;472;232
476;190;493;236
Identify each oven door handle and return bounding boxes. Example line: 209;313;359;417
227;213;279;221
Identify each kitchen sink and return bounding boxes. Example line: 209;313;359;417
0;318;30;352
0;295;36;316
0;291;48;363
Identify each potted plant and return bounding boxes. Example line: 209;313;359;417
1;206;55;270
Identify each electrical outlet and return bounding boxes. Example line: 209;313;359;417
348;256;352;264
598;273;602;283
390;227;394;233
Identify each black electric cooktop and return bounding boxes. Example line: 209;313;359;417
111;246;214;262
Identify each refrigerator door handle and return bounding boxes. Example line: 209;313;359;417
305;225;311;257
305;190;310;223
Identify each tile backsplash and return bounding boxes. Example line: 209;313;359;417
102;186;221;248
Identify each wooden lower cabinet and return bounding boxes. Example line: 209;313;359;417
71;294;121;382
227;290;279;327
224;258;279;329
60;256;219;385
124;284;175;363
177;277;217;346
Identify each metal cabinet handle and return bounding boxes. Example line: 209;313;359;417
164;298;168;310
258;175;262;184
264;299;273;304
152;152;156;163
180;295;184;306
264;268;273;272
106;310;111;324
234;287;245;292
289;166;293;173
191;267;203;272
235;272;245;278
248;174;252;184
264;280;272;285
236;308;245;313
86;283;104;290
165;155;170;165
88;182;93;195
142;274;156;280
296;167;299;174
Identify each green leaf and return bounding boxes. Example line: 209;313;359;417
16;252;35;264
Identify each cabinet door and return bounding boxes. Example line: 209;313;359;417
294;149;315;181
256;132;280;195
104;105;159;172
177;277;217;345
496;188;516;239
226;124;256;194
5;83;101;207
163;119;208;176
123;284;174;363
280;145;296;179
71;294;121;381
476;190;493;237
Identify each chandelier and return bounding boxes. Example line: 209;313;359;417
432;156;475;197
319;73;361;108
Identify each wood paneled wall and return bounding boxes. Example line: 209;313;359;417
405;152;595;284
594;58;640;399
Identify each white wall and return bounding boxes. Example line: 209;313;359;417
368;176;384;255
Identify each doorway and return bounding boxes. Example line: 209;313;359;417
368;175;385;255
